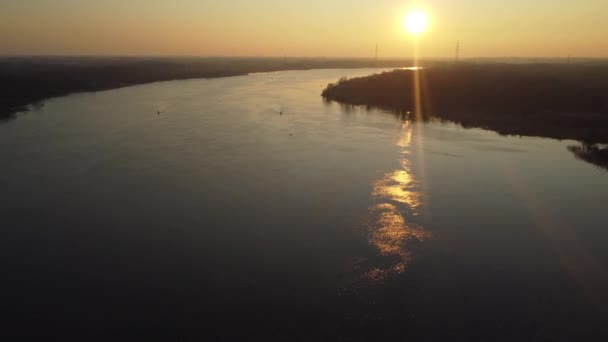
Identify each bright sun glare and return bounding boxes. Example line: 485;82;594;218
403;10;429;36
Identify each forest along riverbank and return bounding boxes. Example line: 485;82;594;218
322;63;608;144
0;56;412;119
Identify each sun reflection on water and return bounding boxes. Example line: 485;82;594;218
362;122;430;282
372;170;421;210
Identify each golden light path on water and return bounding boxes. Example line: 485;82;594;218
360;14;431;281
362;121;431;282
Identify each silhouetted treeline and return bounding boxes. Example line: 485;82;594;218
0;56;412;119
322;62;608;143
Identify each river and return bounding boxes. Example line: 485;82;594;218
1;69;607;340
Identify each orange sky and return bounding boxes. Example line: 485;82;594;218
0;1;607;58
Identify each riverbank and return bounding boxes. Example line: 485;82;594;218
322;63;608;143
0;56;410;119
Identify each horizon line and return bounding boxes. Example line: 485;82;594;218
1;54;607;60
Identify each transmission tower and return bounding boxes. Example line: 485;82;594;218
375;43;378;61
455;40;460;62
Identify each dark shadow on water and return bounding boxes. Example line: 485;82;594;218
322;63;608;170
328;97;608;170
0;113;17;123
569;143;608;171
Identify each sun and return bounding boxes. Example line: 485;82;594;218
403;10;429;36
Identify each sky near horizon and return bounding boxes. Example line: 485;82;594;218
0;0;607;58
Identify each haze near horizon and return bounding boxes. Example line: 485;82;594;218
1;0;607;58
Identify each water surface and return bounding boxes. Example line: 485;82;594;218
1;69;607;340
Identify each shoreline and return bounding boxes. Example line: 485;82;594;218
0;57;410;120
322;64;608;144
